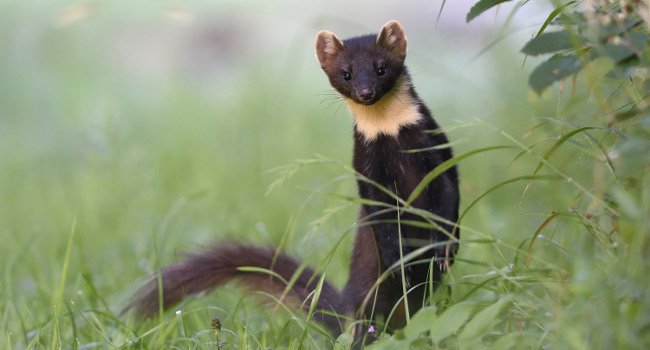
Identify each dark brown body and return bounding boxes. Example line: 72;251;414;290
126;21;459;348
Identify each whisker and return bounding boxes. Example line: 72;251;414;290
324;97;344;111
334;101;345;117
321;95;342;105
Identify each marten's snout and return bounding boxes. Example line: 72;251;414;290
357;88;375;103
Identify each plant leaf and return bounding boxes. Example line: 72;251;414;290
529;54;582;93
458;297;511;343
334;332;353;350
466;0;513;23
403;306;438;338
522;31;577;56
429;301;475;344
487;332;520;350
594;32;649;63
366;337;409;350
596;18;643;40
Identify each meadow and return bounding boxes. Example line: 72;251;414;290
1;1;648;349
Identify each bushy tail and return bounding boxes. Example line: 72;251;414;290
125;244;344;334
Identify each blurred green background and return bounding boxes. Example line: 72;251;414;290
1;0;647;349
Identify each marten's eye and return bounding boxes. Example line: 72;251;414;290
342;71;351;81
376;67;386;76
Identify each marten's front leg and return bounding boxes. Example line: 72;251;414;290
343;221;398;348
358;184;414;285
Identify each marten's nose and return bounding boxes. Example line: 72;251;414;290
357;88;374;102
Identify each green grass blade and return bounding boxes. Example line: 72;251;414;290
151;230;164;326
298;265;327;348
458;275;501;301
522;126;596;198
407;145;512;205
64;303;78;350
535;1;577;37
54;217;77;309
435;0;447;27
459;175;561;224
582;130;620;182
397;196;410;324
498;128;619;216
526;211;561;265
51;216;77;350
236;267;289;285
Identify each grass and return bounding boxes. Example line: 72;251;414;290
1;1;649;349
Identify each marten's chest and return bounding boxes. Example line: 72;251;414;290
353;131;436;200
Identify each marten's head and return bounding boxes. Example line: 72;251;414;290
315;20;407;106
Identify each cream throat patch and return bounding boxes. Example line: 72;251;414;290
343;77;421;141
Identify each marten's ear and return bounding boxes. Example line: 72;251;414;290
315;30;344;68
376;20;407;61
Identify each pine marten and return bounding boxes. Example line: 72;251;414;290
126;20;459;347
